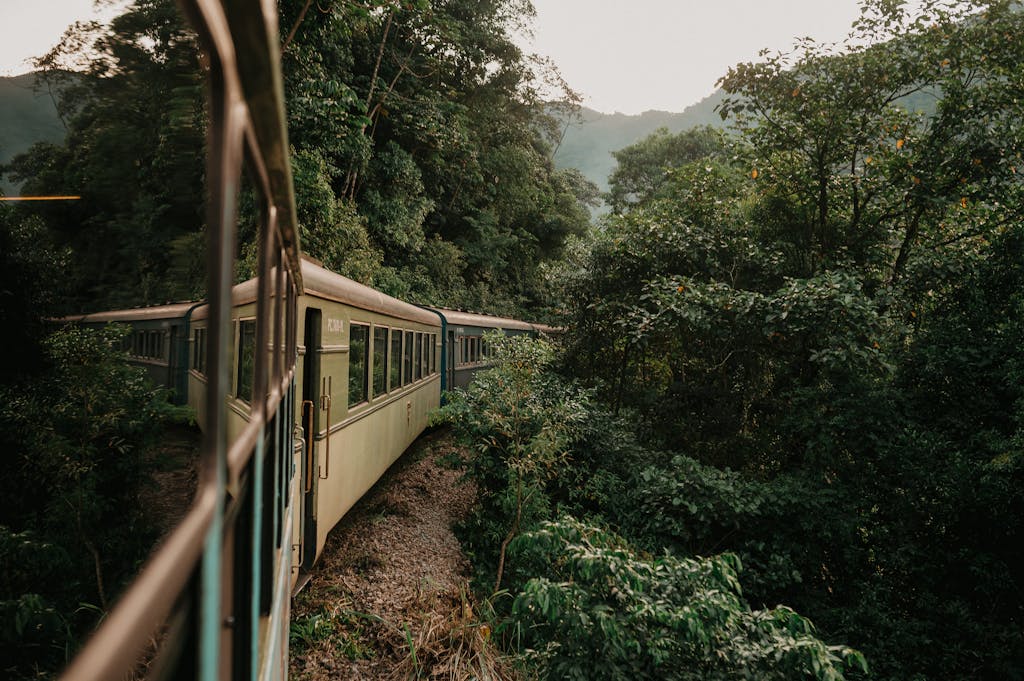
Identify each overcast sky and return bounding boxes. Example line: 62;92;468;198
3;0;875;114
521;0;869;114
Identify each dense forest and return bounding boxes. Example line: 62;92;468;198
2;0;1023;679
445;0;1024;679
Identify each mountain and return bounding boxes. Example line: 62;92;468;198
551;90;728;194
0;73;66;194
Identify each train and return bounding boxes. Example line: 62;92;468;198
68;255;553;586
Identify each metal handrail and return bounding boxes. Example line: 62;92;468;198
59;0;302;679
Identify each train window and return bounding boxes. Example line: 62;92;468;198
192;328;207;373
237;320;256;402
430;334;436;374
414;333;422;381
403;330;413;385
372;327;387;397
460;337;466;366
417;329;425;376
389;329;402;391
349;323;369;407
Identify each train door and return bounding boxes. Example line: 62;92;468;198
299;307;321;573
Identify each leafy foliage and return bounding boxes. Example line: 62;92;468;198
0;325;183;678
443;337;862;679
278;0;592;315
3;0;592;317
554;2;1024;678
439;333;588;591
606;126;727;212
4;0;206;310
511;518;867;681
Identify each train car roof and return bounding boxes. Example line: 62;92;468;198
61;301;200;323
191;259;439;327
301;259;438;326
427;307;536;332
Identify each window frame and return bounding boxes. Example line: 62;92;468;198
236;318;257;403
348;322;370;408
389;328;402;391
372;326;388;397
403;330;413;385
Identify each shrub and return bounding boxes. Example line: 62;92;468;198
509;518;867;681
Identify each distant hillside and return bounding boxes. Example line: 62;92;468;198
0;73;66;194
550;83;942;207
552;90;728;194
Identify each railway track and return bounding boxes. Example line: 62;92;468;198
288;427;484;680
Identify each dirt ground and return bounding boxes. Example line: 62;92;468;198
288;427;503;681
142;422;201;538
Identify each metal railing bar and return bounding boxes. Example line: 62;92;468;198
220;0;302;284
58;486;217;680
224;367;292;491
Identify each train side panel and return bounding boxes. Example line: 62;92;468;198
305;293;440;558
70;303;198;405
428;307;535;391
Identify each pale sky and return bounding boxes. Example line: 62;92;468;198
523;0;867;114
3;0;877;114
0;0;126;76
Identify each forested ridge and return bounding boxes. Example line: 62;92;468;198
1;0;1023;679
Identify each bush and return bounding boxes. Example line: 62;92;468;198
509;517;866;681
442;335;864;679
0;325;184;678
439;333;589;593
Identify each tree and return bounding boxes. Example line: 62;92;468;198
0;326;182;678
5;0;206;310
511;518;867;681
279;0;591;314
606;126;726;213
717;0;1024;283
558;2;1024;677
